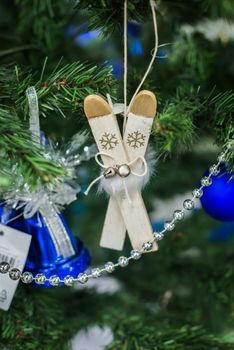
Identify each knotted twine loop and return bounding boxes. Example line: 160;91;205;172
84;152;148;203
123;0;158;131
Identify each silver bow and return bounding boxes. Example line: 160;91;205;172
1;87;94;258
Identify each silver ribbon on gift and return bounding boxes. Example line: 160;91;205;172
24;190;76;258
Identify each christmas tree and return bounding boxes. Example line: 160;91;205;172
0;1;234;349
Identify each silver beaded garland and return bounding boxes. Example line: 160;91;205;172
0;262;10;274
130;250;142;260
77;273;88;284
218;153;226;162
118;256;129;267
142;241;153;251
164;221;175;231
192;189;203;198
64;275;74;286
183;199;194;210
49;275;60;286
9;268;21;280
0;144;232;287
21;272;33;284
209;165;220;175
173;210;184;221
154;232;164;241
35;273;46;285
91;268;102;278
105;262;115;273
201;176;212;187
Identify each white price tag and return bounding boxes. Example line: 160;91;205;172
0;223;31;311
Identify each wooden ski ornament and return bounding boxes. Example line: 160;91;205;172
84;93;157;252
101;91;158;251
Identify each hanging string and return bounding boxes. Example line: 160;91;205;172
127;0;158;114
123;0;128;134
86;0;158;198
122;0;159;123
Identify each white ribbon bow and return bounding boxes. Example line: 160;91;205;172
85;152;148;203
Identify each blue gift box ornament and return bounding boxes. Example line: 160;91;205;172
0;87;91;287
0;205;90;287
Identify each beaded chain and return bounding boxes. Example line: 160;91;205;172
0;142;233;287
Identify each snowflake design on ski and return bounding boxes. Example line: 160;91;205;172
127;131;146;149
100;132;119;150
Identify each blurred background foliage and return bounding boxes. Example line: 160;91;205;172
0;0;234;349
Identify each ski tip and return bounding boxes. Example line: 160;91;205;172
84;94;112;119
129;90;157;118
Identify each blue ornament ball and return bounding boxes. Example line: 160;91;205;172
200;167;234;222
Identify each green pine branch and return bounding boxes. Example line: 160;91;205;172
0;60;115;191
75;0;234;35
211;91;234;143
75;0;152;34
0;108;65;192
15;0;71;54
153;88;234;171
153;92;197;156
0;61;115;120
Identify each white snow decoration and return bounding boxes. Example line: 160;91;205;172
70;325;114;350
181;19;234;42
175;285;192;297
179;247;202;259
74;275;122;295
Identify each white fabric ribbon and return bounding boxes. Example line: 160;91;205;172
26;86;40;142
106;94;125;116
